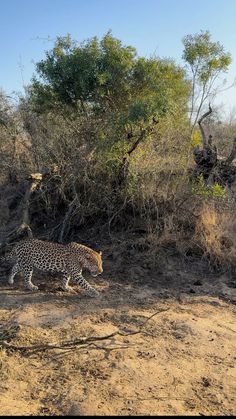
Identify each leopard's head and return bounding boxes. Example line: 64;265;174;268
68;242;103;277
85;250;103;277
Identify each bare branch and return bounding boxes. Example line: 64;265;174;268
1;308;170;354
198;103;213;125
117;119;159;187
0;173;43;254
198;104;213;148
225;137;236;165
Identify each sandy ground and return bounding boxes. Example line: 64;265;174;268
0;252;236;416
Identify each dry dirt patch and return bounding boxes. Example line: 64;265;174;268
0;271;235;416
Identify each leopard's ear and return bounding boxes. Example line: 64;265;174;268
99;251;102;256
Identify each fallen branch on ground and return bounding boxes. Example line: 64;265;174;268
0;307;170;354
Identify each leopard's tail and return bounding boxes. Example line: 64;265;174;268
0;247;17;265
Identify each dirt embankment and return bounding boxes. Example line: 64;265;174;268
0;249;236;416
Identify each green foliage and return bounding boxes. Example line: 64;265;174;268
191;128;202;146
24;31;191;184
29;32;189;123
182;30;231;81
192;174;226;198
212;183;226;197
182;30;232;126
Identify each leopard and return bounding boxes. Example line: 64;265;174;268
5;238;103;297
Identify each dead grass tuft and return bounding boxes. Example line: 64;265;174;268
195;202;236;268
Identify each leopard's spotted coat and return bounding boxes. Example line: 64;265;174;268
6;238;103;296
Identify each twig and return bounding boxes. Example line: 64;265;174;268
129;397;194;401
1;308;170;354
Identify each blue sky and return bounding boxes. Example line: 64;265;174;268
1;0;236;114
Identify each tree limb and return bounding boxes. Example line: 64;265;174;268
225;137;236;165
117;119;158;187
198;103;212;148
0;173;43;254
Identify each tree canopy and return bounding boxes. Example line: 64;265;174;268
28;32;190;124
182;30;232;126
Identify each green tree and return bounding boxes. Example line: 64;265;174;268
182;30;232;127
25;32;190;186
29;32;189;120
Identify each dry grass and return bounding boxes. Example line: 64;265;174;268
195;201;236;268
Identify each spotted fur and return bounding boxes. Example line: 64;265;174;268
6;238;103;296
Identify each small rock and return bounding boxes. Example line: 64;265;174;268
189;288;196;294
202;377;211;387
193;280;203;286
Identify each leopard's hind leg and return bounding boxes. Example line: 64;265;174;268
8;263;21;285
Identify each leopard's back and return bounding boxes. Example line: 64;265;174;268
9;239;70;272
8;238;103;275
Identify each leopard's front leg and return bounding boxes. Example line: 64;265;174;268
72;269;100;297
